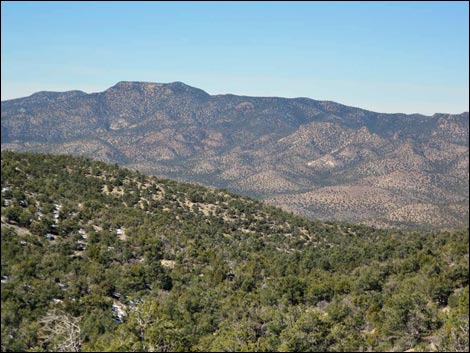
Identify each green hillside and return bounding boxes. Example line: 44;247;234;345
1;151;468;352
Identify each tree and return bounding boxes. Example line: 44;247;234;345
278;310;331;352
97;299;187;352
38;309;82;352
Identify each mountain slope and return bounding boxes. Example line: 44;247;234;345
2;81;468;229
1;151;468;352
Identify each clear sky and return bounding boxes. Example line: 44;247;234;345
1;1;468;115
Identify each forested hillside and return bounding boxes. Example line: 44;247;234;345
1;151;468;352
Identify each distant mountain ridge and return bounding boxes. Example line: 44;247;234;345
2;81;468;229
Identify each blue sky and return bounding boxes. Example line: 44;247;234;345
1;1;468;115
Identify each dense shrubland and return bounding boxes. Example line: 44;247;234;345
1;151;468;351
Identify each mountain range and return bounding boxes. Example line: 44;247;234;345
1;81;468;229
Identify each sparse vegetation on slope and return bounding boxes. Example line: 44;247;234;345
1;82;468;229
1;151;468;352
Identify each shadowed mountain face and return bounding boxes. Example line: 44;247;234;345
2;81;468;229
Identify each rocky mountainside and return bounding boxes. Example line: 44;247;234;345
1;81;468;229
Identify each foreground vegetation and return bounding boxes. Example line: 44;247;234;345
1;151;468;352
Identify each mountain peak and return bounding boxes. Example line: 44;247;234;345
108;81;210;98
111;81;162;88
